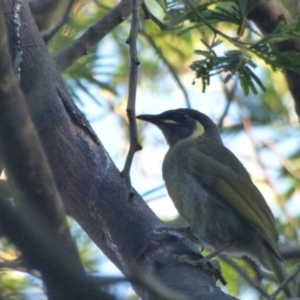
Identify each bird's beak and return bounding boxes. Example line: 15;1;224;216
136;114;162;125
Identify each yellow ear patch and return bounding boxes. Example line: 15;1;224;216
191;121;205;137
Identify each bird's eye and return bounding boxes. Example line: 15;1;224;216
176;113;189;123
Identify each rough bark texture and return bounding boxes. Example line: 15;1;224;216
0;4;114;300
1;0;236;299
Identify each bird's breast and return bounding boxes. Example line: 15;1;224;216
162;146;209;225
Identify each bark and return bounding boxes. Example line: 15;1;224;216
54;0;133;73
29;0;59;31
0;4;113;300
1;1;236;299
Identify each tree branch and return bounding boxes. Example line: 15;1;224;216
270;264;300;300
0;7;110;298
90;274;190;300
121;0;142;200
0;5;75;255
141;2;169;31
281;246;300;260
54;0;133;72
42;0;75;44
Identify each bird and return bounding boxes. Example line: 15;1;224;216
137;108;291;297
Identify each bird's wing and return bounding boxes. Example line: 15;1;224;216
188;145;280;257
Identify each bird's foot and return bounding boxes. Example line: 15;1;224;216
173;254;227;285
175;242;234;285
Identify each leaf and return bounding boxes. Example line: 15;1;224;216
191;43;266;95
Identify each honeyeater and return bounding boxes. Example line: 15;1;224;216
137;108;291;297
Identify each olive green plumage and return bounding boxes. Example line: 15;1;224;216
137;108;291;297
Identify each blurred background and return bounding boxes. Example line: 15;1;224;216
1;0;299;299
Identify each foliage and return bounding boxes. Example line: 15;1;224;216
157;0;300;95
191;42;265;95
0;271;27;300
0;237;28;299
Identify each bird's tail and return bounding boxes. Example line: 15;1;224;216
265;249;292;298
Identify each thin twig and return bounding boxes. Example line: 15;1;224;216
141;31;191;108
142;184;165;198
0;257;43;279
218;78;238;128
183;0;244;47
89;273;190;300
42;0;76;43
120;0;142;200
270;264;300;299
144;194;167;202
242;256;275;282
218;100;232;129
141;2;169;31
220;255;271;299
0;258;22;269
94;1;111;11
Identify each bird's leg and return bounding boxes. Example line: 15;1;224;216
175;242;235;266
201;242;235;264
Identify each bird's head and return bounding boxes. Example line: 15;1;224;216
137;108;221;146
